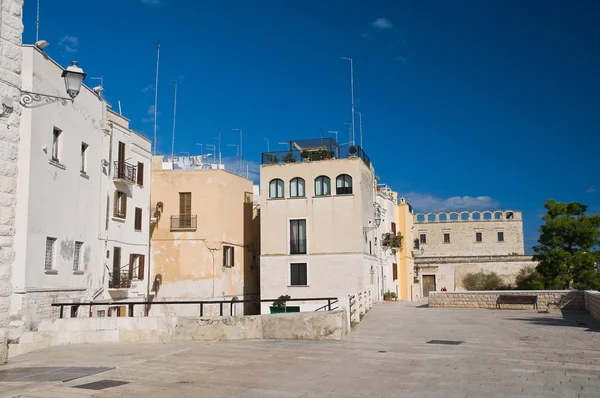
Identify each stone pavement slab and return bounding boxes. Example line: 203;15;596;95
1;301;599;397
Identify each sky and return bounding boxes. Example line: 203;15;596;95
24;0;600;253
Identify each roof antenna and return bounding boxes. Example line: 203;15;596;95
118;100;122;115
36;0;40;43
153;41;160;156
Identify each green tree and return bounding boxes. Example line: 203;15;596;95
462;271;509;290
515;266;545;290
533;200;600;290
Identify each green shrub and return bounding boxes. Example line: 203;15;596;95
515;266;545;290
462;271;509;291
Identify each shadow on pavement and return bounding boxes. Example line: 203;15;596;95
503;310;600;332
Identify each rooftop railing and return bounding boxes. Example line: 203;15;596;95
262;144;370;167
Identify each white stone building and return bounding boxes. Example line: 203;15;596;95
259;139;378;314
0;0;24;363
10;46;151;323
411;210;535;295
374;184;399;299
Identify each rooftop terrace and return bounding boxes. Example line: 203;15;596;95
261;138;371;167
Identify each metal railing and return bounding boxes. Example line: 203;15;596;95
170;215;197;230
290;239;307;254
109;271;131;289
51;297;340;319
314;298;339;312
113;161;137;183
349;294;356;320
262;144;370;167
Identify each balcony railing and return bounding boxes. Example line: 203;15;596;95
171;215;197;230
290;239;307;254
262;144;370;167
109;271;131;289
113;161;137;184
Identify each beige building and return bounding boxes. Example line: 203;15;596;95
149;157;259;315
412;210;535;296
259;139;378;314
396;197;419;301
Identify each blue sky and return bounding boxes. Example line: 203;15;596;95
24;0;599;252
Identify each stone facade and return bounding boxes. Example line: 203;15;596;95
0;0;23;364
413;210;524;257
428;290;585;310
584;291;600;322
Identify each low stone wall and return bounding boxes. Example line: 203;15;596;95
429;290;585;310
584;291;600;321
8;310;347;358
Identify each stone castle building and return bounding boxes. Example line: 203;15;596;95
412;210;536;296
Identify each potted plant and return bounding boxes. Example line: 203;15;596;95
301;150;311;162
319;149;329;160
349;146;357;157
383;290;397;302
269;295;300;313
283;152;296;163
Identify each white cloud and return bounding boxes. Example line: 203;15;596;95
360;32;370;39
400;192;500;213
394;55;408;63
141;84;154;93
372;18;393;29
587;185;597;193
142;104;160;124
58;36;78;53
141;0;161;5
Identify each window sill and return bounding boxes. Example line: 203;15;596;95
45;269;58;275
112;216;126;223
313;195;331;198
289;196;306;199
288;285;309;287
73;271;84;275
170;228;197;232
290;253;308;256
80;172;89;179
267;197;285;201
134;229;142;232
49;160;66;170
334;193;354;197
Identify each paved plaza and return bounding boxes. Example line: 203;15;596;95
1;301;599;398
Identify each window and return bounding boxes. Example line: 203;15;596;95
223;246;234;267
114;191;127;218
413;238;420;250
314;175;331;196
290;220;307;254
179;192;192;227
269;179;284;198
336;174;353;195
393;263;398;281
129;254;145;280
112;247;121;287
52;128;61;162
73;241;83;271
498;231;504;242
290;263;307;286
476;232;482;242
391;222;396;235
80;143;88;173
420;234;427;244
45;237;56;270
290;177;305;198
135;208;142;231
443;233;450;243
137;162;144;186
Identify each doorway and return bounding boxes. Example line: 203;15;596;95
423;275;436;297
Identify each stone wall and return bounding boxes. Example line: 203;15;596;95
584;291;600;321
8;310;348;358
0;0;23;364
428;290;585;310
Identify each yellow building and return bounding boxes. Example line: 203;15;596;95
396;197;419;301
149;156;260;315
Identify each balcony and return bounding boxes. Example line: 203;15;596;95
109;271;131;289
262;138;370;167
290;239;307;255
113;161;137;185
170;215;197;231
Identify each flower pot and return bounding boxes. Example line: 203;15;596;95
384;296;391;302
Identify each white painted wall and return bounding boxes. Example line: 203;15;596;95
375;189;398;299
12;46;105;321
259;157;378;314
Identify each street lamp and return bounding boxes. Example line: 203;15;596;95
16;61;87;111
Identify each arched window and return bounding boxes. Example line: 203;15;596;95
290;177;305;197
269;179;284;199
314;175;331;196
336;174;353;195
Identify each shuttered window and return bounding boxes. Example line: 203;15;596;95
45;237;56;270
179;192;192;228
73;241;83;271
391;222;396;235
114;191;127;219
393;263;398;281
290;263;307;286
135;208;142;231
128;254;145;280
223;246;234;267
137;162;144;186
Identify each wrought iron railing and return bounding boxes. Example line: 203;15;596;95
109;271;131;289
290;239;307;254
262;144;370;167
113;161;137;183
170;215;197;230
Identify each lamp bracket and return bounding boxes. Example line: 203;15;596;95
20;91;72;109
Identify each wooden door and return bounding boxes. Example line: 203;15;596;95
423;275;436;298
